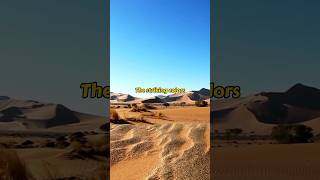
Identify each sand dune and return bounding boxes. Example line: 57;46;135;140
111;88;210;105
0;97;104;131
0;97;107;179
111;107;210;180
212;84;320;135
212;84;320;180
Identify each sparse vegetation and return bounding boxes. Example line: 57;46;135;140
225;128;243;139
141;103;156;110
110;109;120;121
154;112;166;119
226;128;243;135
271;124;314;144
0;149;32;180
130;104;151;112
195;100;208;107
180;102;186;107
163;102;170;108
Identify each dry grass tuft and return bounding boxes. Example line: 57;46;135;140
126;114;153;124
154;112;166;119
130;104;152;112
0;149;33;180
110;109;131;124
110;109;120;121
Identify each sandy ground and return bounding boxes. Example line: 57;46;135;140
17;148;106;180
211;141;320;180
111;106;210;180
0;120;107;179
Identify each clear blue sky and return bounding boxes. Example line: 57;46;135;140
213;0;320;95
111;0;210;97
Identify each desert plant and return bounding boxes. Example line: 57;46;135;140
130;104;150;112
163;102;170;108
225;128;243;139
154;112;166;119
271;124;313;144
0;149;33;180
110;109;120;121
141;103;156;109
226;128;243;135
195;100;208;107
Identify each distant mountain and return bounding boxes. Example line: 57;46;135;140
212;84;320;135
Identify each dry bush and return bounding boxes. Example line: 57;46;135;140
154;112;166;119
0;149;33;180
66;141;95;160
126;114;152;124
110;109;120;121
110;110;130;124
88;135;108;157
141;103;156;110
130;104;151;112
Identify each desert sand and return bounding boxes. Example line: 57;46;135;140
110;106;210;180
0;97;108;179
211;84;320;180
211;142;320;180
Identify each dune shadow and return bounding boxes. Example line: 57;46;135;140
111;119;132;124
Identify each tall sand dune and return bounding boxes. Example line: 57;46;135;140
212;84;320;135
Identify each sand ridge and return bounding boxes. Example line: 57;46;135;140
111;121;210;180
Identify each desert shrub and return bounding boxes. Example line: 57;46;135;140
141;104;156;110
125;114;152;124
89;135;108;157
110;109;120;121
195;101;208;107
163;102;170;108
0;149;32;180
154;112;166;119
226;128;243;135
271;124;313;144
130;104;150;112
225;128;243;139
42;140;56;148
